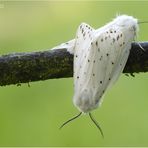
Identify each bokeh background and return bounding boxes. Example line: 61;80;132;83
0;1;148;146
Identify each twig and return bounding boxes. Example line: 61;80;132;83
0;42;147;86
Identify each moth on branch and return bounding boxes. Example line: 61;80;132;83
0;42;147;86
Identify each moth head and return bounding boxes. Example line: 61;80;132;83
114;15;138;34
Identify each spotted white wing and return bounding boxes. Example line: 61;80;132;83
73;23;95;93
92;28;130;100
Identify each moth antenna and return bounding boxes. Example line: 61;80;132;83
138;21;148;24
89;112;104;138
59;112;82;129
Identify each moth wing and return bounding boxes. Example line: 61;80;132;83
74;23;95;92
92;27;131;104
52;39;75;54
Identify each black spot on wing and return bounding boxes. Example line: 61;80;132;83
99;55;103;61
82;28;84;34
83;32;86;37
110;30;113;33
106;53;109;56
117;35;119;40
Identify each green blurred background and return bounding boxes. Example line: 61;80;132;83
0;1;148;146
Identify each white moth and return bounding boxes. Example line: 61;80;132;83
58;15;138;136
73;15;138;113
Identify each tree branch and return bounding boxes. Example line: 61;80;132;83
0;42;147;86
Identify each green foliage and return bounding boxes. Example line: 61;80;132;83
0;1;148;146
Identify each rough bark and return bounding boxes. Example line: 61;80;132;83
0;42;147;86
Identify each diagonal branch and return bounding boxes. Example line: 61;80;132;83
0;42;147;86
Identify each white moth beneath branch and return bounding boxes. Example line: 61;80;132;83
55;15;138;137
